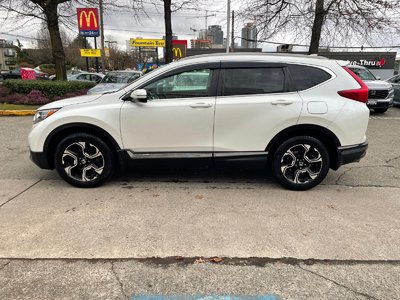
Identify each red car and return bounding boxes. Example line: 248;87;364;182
0;68;49;80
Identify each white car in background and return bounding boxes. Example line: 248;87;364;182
87;71;142;95
29;53;370;190
67;72;104;84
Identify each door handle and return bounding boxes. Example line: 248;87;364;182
190;103;212;108
271;99;294;105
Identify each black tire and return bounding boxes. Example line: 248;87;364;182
54;133;114;188
272;136;330;191
374;108;388;114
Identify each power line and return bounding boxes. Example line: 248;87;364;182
238;36;400;49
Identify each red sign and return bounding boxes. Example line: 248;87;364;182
172;40;188;47
20;68;36;80
77;8;99;37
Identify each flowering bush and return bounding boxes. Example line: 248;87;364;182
4;79;95;98
0;80;95;105
53;88;91;101
14;90;51;105
0;85;11;102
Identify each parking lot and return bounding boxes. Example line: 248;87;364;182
1;108;400;299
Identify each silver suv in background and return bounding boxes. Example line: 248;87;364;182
347;65;394;114
386;74;400;107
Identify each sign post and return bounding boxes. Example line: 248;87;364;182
77;8;100;71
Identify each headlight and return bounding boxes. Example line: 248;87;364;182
33;108;59;124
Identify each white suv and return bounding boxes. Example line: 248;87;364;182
29;53;370;190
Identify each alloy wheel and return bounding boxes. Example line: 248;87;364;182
280;143;323;185
62;141;105;182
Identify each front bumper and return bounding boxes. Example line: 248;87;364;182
367;99;393;109
335;141;368;169
30;149;52;169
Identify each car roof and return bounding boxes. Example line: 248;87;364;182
347;65;366;69
73;72;104;76
171;52;341;69
107;70;141;73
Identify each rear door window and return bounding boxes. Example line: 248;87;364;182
222;68;285;96
288;65;331;91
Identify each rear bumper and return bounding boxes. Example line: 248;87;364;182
30;149;52;169
335;141;368;169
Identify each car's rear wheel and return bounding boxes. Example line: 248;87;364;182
272;136;330;190
374;108;388;114
54;133;114;188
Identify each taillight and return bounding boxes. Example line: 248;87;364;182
338;67;369;103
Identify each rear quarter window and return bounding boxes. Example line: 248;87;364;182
288;64;331;91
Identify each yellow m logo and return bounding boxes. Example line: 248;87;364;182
79;10;98;29
172;47;183;58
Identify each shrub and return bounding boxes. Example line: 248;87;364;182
4;79;96;98
0;85;12;101
14;90;51;105
39;64;56;75
53;88;91;101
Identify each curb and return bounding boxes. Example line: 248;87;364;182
0;110;36;116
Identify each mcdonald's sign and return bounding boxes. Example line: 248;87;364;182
77;8;100;37
172;43;186;60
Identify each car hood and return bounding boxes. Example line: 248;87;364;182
38;94;103;110
87;83;127;94
363;80;393;90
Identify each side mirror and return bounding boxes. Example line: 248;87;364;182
122;89;147;102
376;76;381;80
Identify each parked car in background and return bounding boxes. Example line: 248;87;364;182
50;69;83;81
347;65;394;113
29;53;370;190
67;72;104;83
386;74;400;106
87;70;141;95
0;68;49;81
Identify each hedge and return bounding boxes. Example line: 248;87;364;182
4;80;96;98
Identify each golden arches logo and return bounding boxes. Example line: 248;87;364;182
79;10;98;29
172;47;183;58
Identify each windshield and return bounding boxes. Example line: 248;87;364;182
348;67;376;81
101;72;140;84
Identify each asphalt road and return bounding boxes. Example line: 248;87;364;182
1;108;400;299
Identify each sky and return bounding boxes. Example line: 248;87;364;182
0;0;396;54
0;0;282;52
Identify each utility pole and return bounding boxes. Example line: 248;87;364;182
226;0;230;53
99;0;106;74
231;10;234;52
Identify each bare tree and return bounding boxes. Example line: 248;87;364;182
240;0;400;54
147;0;197;64
0;0;143;80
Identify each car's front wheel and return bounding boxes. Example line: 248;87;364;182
54;133;114;188
272;136;330;190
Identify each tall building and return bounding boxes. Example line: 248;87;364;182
207;25;224;46
190;39;211;49
241;23;257;48
198;29;208;40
